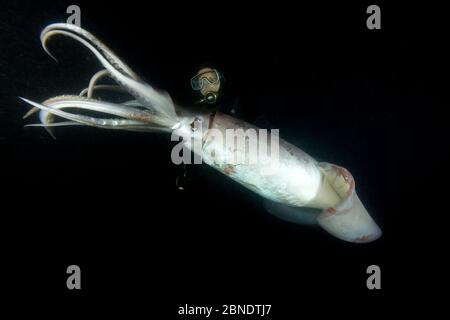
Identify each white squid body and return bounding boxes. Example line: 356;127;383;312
21;23;382;243
174;112;382;243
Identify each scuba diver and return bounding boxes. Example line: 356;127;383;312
179;65;254;190
190;67;223;105
176;66;226;190
190;66;242;117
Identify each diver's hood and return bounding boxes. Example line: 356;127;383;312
317;162;382;243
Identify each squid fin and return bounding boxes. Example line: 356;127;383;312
264;199;321;225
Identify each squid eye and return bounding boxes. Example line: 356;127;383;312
190;117;202;132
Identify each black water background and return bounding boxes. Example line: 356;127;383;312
0;1;448;316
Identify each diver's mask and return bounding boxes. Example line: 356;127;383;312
191;69;221;104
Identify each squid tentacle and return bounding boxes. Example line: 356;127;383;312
20;97;171;132
25;73;128;120
41;24;141;81
31;95;158;120
41;24;178;125
25;121;83;127
23;94;147;138
25;119;161;132
81;69;139;98
85;69;109;98
79;84;128;97
20;96;175;131
25;70;122;118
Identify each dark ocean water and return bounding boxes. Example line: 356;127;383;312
1;1;448;316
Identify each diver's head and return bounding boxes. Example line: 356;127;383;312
190;67;221;104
